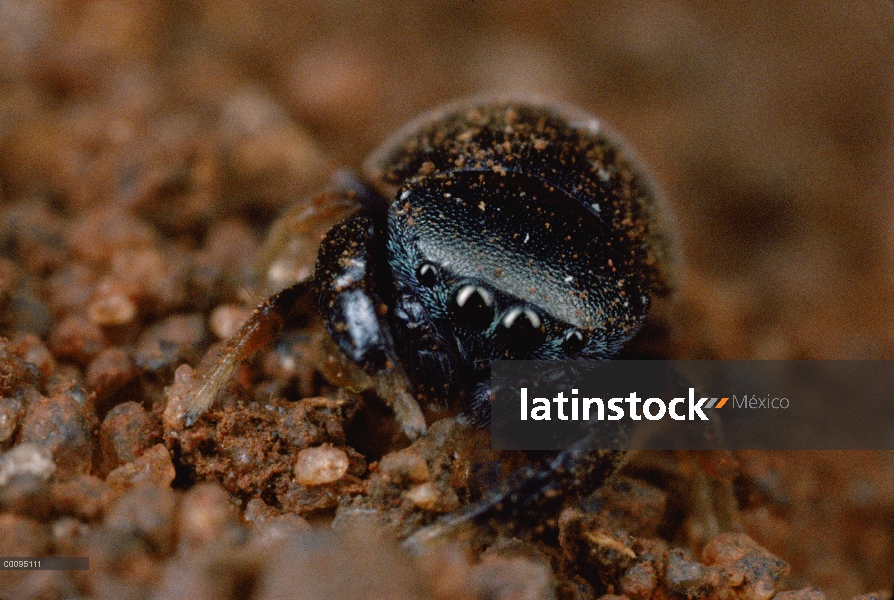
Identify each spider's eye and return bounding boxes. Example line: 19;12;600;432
416;262;439;287
498;306;545;352
449;284;495;330
561;328;588;355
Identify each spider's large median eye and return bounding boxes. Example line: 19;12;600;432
499;306;546;352
562;328;588;355
449;284;495;330
416;262;439;287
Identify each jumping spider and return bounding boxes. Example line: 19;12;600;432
168;98;676;545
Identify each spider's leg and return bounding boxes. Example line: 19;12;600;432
173;280;315;427
316;212;426;439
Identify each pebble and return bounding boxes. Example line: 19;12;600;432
133;313;206;371
18;393;92;477
150;558;219;600
0;397;25;445
10;333;55;380
0;338;39;396
8;292;54;338
68;208;156;264
0;258;17;302
99;401;162;475
44;364;88;401
108;247;190;315
589;476;668;538
403;482;459;513
0;442;56;485
47;314;106;364
51;517;91;557
663;550;726;598
193;219;259;299
254;527;422;600
86;347;136;405
249;513;313;548
0;443;55;515
106;485;177;556
775;588;828;600
106;443;175;491
702;533;790;600
2;201;68;273
0;513;51;556
177;482;245;550
44;263;97;317
218;87;333;215
403;482;440;511
619;561;659;600
50;474;113;520
294;445;349;486
87;280;138;325
243;498;280;526
378;447;430;483
471;553;555;600
330;507;387;534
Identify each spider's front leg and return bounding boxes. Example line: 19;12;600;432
169;279;317;428
314;212;426;439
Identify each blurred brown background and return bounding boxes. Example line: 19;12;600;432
1;0;893;595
